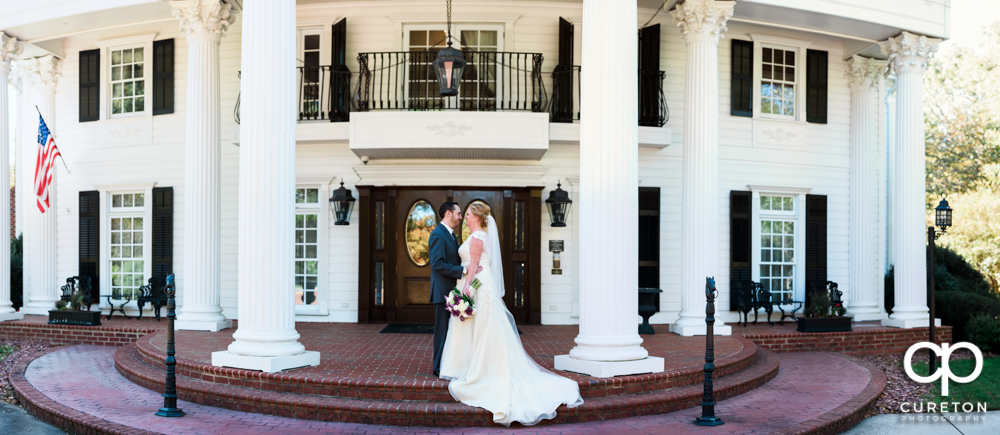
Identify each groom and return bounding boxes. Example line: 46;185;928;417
429;202;476;376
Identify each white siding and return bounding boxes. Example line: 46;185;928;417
41;3;863;325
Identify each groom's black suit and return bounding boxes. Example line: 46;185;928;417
429;223;464;375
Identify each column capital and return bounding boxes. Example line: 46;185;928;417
23;55;61;92
670;0;736;45
879;31;942;76
0;32;24;75
171;0;236;43
844;55;887;94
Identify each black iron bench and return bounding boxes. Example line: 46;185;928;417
59;276;93;311
734;280;773;327
136;276;168;321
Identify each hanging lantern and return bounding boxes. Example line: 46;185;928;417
545;181;572;227
432;0;466;96
329;182;356;226
935;196;952;232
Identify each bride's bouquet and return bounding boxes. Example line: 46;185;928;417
446;278;482;321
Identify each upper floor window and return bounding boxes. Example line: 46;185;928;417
110;46;145;115
760;46;795;118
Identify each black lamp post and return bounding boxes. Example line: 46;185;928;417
329;182;356;225
927;196;953;372
432;0;467;96
545;181;572;227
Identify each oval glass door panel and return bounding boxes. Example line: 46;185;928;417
405;200;437;266
460;200;491;243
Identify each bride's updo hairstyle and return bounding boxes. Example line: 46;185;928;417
467;202;491;230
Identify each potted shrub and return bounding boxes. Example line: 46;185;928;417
48;290;101;326
796;288;851;332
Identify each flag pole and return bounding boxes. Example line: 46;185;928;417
34;105;71;174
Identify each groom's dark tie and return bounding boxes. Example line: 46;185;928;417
452;231;459;246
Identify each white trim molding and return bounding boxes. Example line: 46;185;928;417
94;33;159;49
353;164;547;187
94;182;158;192
747;185;813;195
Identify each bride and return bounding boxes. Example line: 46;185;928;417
439;202;583;426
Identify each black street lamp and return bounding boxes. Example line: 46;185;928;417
432;0;467;96
545;181;572;227
927;196;953;371
329;182;356;225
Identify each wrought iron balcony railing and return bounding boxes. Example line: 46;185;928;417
550;67;670;127
298;65;353;122
354;51;547;113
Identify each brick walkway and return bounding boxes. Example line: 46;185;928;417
22;345;877;434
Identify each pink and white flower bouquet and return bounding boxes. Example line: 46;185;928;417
446;278;482;321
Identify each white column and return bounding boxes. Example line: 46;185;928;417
212;0;319;373
553;0;663;378
880;32;941;329
172;0;235;332
0;33;24;322
20;55;61;316
845;56;888;322
669;0;735;337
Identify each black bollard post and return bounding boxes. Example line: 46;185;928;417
156;274;184;417
695;276;724;426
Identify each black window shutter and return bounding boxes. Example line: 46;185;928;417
805;194;828;298
639;187;661;312
806;49;828;124
551;17;575;124
79;191;100;304
638;24;660;127
731;39;753;117
730;190;752;311
330;19;351;122
152;187;173;277
152;39;175;115
78;49;100;122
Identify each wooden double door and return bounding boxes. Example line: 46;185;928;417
358;187;542;325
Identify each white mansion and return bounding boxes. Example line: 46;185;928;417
0;0;948;374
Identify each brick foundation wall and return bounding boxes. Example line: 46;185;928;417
0;323;155;346
744;326;953;356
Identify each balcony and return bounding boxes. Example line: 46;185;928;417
233;52;671;153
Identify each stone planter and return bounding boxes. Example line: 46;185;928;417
48;310;102;326
796;316;851;333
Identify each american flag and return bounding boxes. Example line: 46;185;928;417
35;115;61;213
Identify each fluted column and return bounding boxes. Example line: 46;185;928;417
669;0;735;336
172;0;235;332
880;32;941;329
212;0;319;372
20;55;61;316
0;33;24;322
845;56;888;321
553;0;664;378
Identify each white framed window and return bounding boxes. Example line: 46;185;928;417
403;24;504;110
297;27;325;119
751;189;808;306
108;192;150;301
109;46;146;116
294;186;327;314
96;34;156;120
749;34;812;122
759;46;796;118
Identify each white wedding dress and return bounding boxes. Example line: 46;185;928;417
439;217;583;426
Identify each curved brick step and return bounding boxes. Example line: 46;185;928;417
115;343;781;426
132;331;760;401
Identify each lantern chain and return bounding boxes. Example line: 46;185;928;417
447;0;453;46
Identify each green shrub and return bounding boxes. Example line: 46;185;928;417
935;291;1000;342
10;234;22;310
966;313;1000;352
